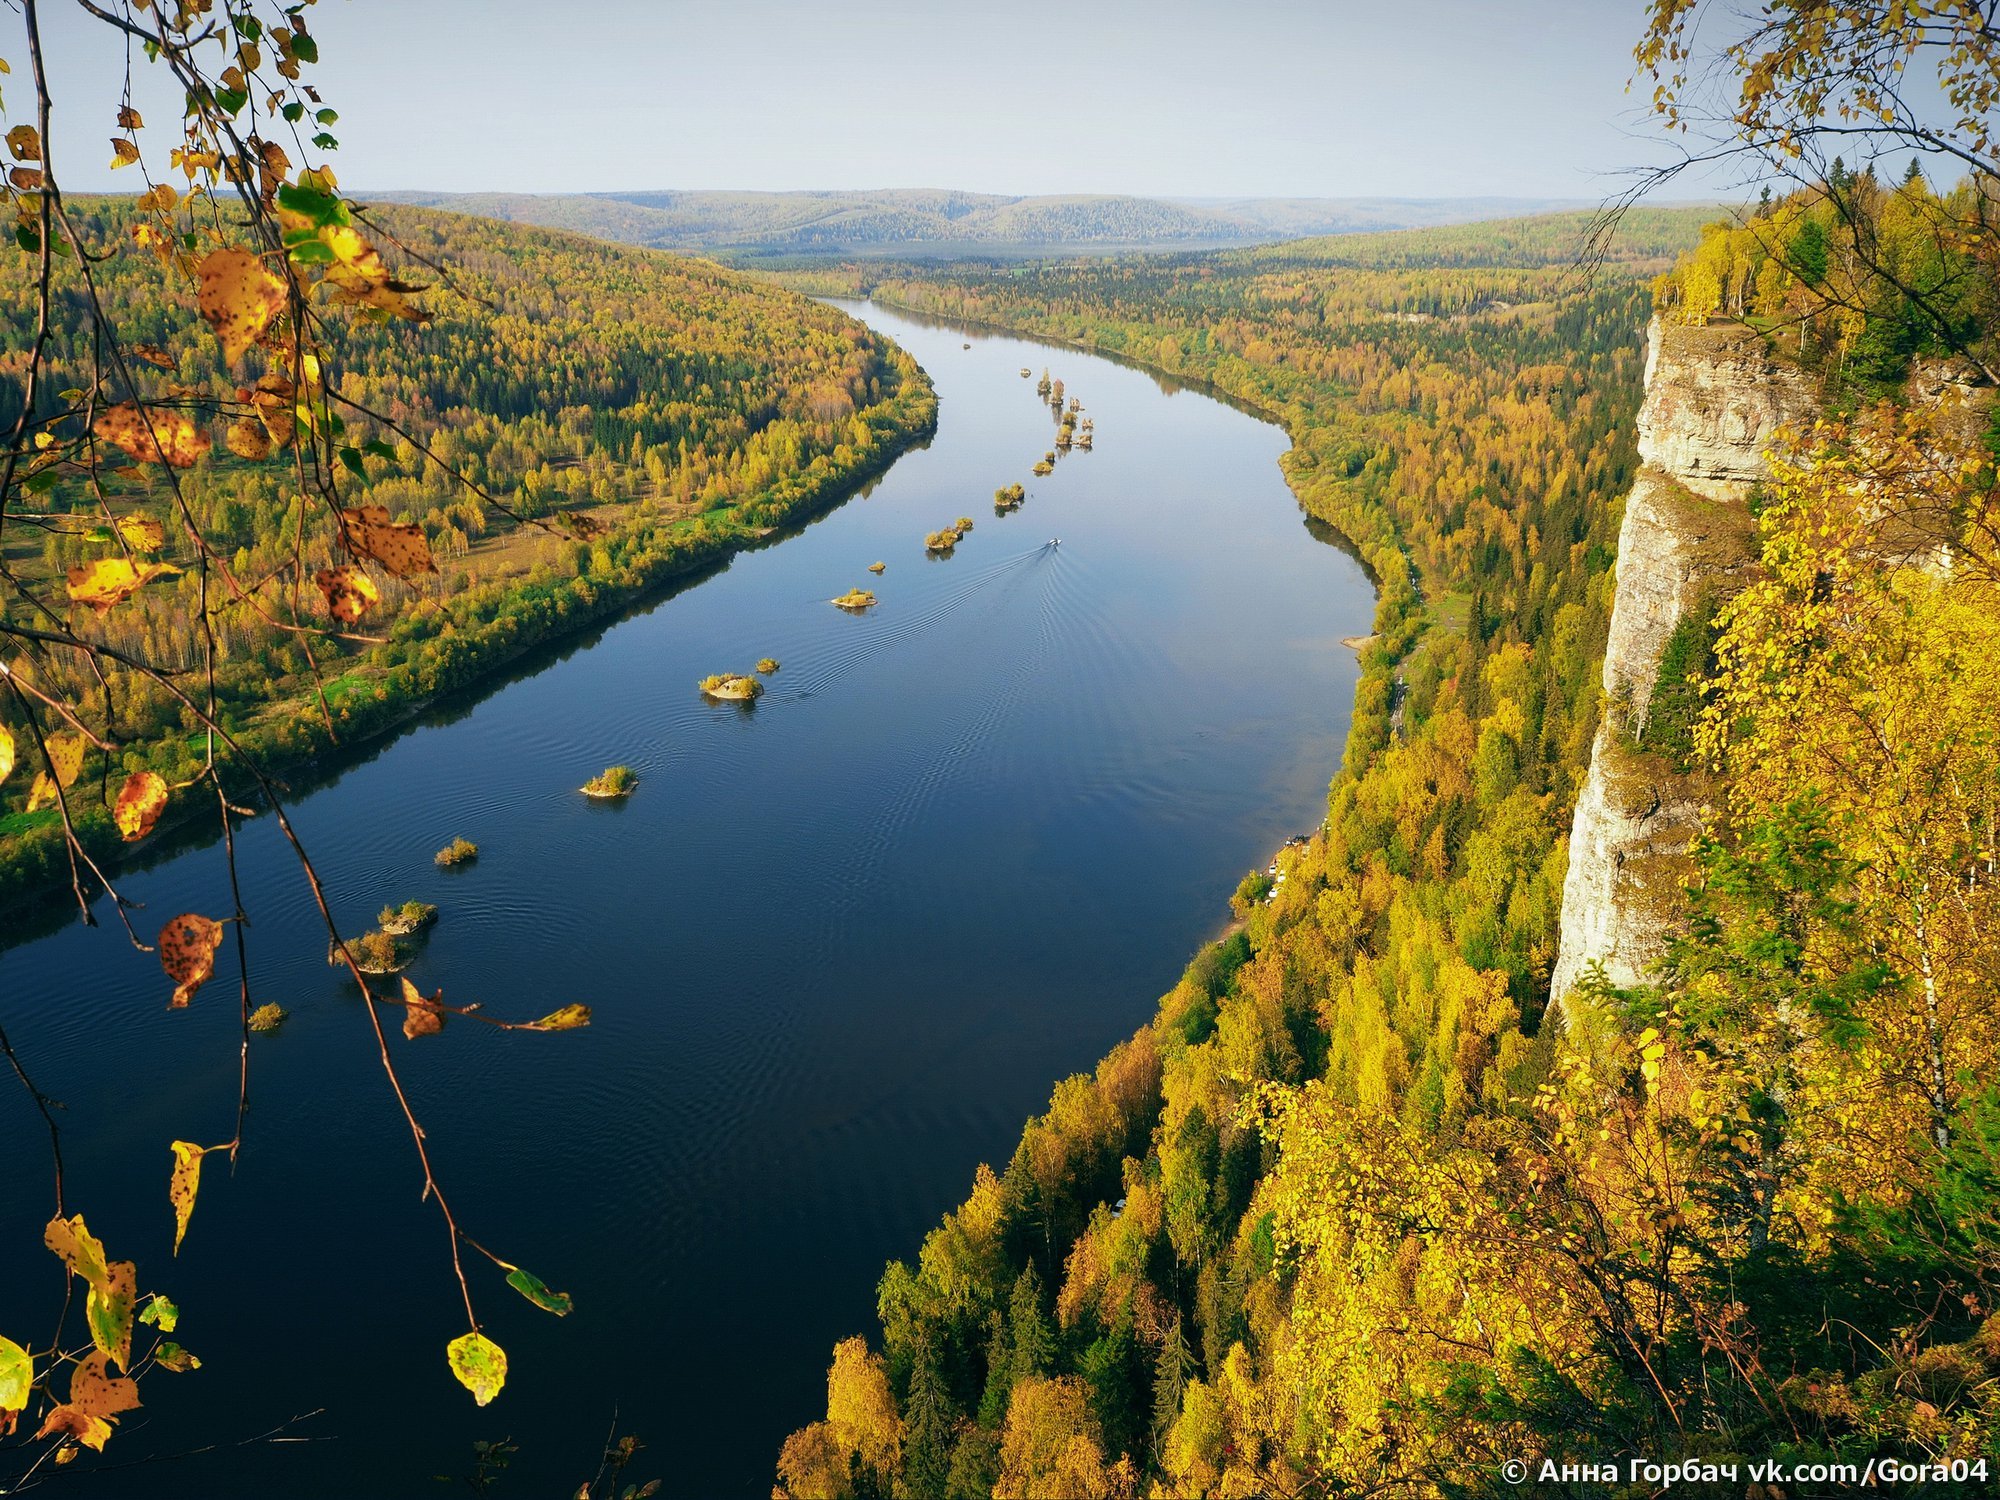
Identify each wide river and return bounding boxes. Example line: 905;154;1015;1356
0;302;1373;1496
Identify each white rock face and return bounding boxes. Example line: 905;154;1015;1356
1636;319;1819;502
1548;318;1814;1010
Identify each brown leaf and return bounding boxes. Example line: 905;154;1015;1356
108;139;140;170
35;1405;112;1452
113;771;168;841
340;503;436;579
136;183;178;213
250;373;296;448
93;403;209;468
400;975;445;1039
129;343;175;371
66;556;181;614
116;106;143;131
225;415;273;460
158;913;224;1008
314;566;380;624
6;124;40;162
196;248;287;366
7;165;43;190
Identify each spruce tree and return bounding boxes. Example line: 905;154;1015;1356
1150;1316;1198;1461
903;1335;953;1500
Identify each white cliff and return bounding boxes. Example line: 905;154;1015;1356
1547;318;1817;1008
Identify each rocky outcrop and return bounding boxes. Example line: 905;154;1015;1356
1548;318;1817;1008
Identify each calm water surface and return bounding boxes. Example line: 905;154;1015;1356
0;303;1373;1497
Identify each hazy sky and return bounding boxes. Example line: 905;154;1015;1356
29;0;1682;199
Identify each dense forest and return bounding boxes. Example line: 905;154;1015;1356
770;177;2000;1494
0;201;935;905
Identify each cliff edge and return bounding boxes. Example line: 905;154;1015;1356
1548;317;1817;1008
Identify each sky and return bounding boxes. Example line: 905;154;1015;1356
24;0;1687;201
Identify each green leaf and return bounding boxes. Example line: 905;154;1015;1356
312;133;339;151
338;446;366;477
15;224;38;253
85;1263;135;1370
138;1294;179;1333
362;438;396;460
288;239;336;267
446;1331;506;1406
281;102;305;123
214;87;248;117
290;33;319;64
276;181;347;227
505;1268;573;1317
314;108;339;125
0;1335;31;1414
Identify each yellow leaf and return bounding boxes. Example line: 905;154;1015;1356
313;565;379;624
66;556;181;614
113;771;168;841
108;138;140;170
446;1331;507;1406
118;514;166;552
0;724;12;786
35;1406;113;1452
43;1214;110;1291
26;771;58;813
92;402;209;467
136;183;178;213
116;106;143;131
168;1141;207;1254
533;1004;592;1031
400;976;445;1040
44;731;84;789
158;913;224;1008
195;248;287;365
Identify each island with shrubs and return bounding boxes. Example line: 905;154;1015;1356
434;837;479;869
831;587;878;610
698;673;763;701
756;658;780;674
994;483;1025;510
580;764;640;798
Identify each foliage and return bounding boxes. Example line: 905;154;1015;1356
434;836;479;867
581;764;639;796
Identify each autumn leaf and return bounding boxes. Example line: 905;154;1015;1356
35;1405;112;1453
67;1352;138;1418
113;770;168;841
225;415;273;460
314;565;380;624
446;1331;506;1406
6;124;39;161
135;183;178;213
196;247;287;365
85;1260;135;1371
505;1267;573;1316
44;730;84;789
129;343;175;370
0;725;13;787
116;106;143;131
44;1214;109;1289
249;373;296;447
168;1141;209;1254
153;1342;200;1373
7;165;43;190
108;138;139;170
400;975;444;1040
533;1004;592;1031
67;556;182;614
158;913;224;1008
118;514;166;551
138;1295;179;1333
26;772;60;813
0;1336;31;1418
340;503;436;579
93;402;209;467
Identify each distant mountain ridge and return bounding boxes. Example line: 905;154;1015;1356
376;187;1593;259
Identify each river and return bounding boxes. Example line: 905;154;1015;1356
0;301;1375;1496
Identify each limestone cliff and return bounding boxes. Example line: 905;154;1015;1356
1547;318;1817;1007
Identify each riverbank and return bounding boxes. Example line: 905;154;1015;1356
0;362;936;917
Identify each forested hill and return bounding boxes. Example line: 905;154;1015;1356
377;188;1596;260
769;196;2000;1497
0;202;934;906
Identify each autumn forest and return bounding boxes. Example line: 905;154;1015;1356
4;3;2000;1499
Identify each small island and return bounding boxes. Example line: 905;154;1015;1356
378;900;439;937
954;516;975;533
330;928;413;975
994;483;1025;510
699;673;762;701
434;837;479;869
924;528;962;553
1019;367;1032;377
832;587;878;610
756;657;781;674
867;561;886;574
1031;460;1054;476
581;764;640;798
